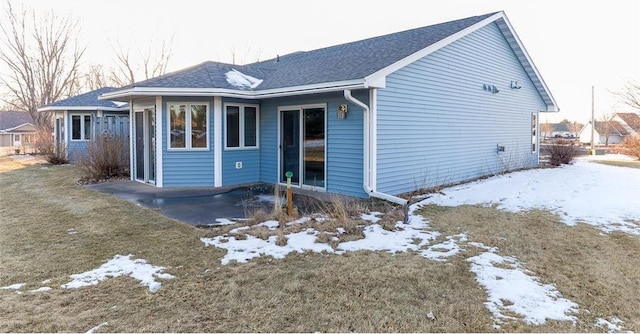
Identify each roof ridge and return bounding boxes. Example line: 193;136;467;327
246;12;500;67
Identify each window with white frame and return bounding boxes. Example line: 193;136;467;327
225;104;258;149
531;112;537;153
168;102;208;149
71;114;92;140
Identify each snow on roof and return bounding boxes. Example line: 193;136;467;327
225;69;263;89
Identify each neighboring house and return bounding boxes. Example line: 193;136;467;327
98;11;558;204
579;120;629;145
38;87;130;162
0;111;36;154
613;112;640;136
550;122;572;138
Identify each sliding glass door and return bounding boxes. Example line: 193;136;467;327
279;105;325;189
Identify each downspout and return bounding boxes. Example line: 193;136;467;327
343;89;408;206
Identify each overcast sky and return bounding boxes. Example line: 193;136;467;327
5;0;640;122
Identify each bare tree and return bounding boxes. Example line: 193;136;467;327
616;80;640;111
599;113;616;146
540;121;554;140
0;1;85;129
568;121;582;137
83;64;111;91
109;37;173;87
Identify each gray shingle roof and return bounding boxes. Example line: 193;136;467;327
42;87;128;109
130;13;496;91
0;111;34;131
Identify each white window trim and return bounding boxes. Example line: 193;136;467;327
224;103;260;150
166;102;210;151
70;114;92;141
531;112;538;153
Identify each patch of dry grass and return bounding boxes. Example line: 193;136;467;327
419;204;640;332
592;159;640;169
2;158;640;332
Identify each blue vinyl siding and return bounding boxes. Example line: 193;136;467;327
376;22;546;195
66;111;95;163
67;140;89;162
161;97;215;187
62;110;129;163
222;97;260;186
259;92;366;198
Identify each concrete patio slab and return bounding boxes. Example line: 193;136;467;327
84;180;331;227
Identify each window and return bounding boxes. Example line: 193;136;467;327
168;103;208;149
225;104;259;149
531;113;537;153
71;114;91;140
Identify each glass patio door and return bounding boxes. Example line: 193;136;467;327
280;110;300;185
279;106;325;189
134;107;156;184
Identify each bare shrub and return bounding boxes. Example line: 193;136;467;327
76;133;129;180
33;127;68;164
616;135;640;160
542;139;580;166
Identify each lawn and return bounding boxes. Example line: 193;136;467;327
1;155;639;332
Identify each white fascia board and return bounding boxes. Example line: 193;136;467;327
4;123;35;132
37;106;128;112
365;12;505;86
99;80;367;101
496;13;559;112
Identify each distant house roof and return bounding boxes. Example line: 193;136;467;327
616;112;640;131
594;121;629;136
0;111;35;132
38;87;129;112
552;123;571;132
101;11;558;112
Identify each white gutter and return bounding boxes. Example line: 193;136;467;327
343;89;407;206
99;81;367;101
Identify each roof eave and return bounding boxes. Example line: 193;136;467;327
3;123;34;132
98;79;367;100
37;106;129;112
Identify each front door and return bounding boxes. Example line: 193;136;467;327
279;105;326;189
134;107;156;184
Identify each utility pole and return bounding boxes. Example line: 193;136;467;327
590;85;595;155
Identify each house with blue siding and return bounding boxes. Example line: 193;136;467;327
99;11;557;205
38;87;130;162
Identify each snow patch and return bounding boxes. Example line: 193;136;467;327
467;247;578;327
257;220;280;230
596;317;624;333
215;218;237;226
420;158;640;235
0;283;25;290
225;69;263;89
29;287;52;293
85;322;108;334
61;255;175;292
361;211;383;223
201;228;333;265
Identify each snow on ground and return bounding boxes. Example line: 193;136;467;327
225;69;263;89
61;255;174;292
200;156;639;328
0;283;25;290
419;157;640;235
467;245;578;328
85;322;108;334
596;317;624;333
